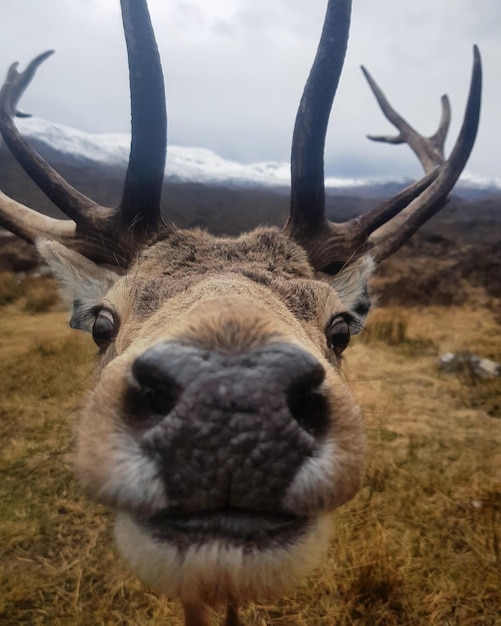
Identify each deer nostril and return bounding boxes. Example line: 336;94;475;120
131;349;182;417
286;364;329;438
144;385;180;416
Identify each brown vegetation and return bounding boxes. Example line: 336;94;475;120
0;275;499;625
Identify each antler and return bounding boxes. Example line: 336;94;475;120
286;0;481;271
362;49;481;262
0;0;168;268
361;66;450;174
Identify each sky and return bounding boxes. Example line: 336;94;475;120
1;0;500;183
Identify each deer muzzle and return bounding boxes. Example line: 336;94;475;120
123;341;329;542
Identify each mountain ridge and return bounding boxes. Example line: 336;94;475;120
4;117;500;199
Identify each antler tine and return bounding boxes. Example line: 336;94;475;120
0;190;76;243
119;0;167;233
362;65;451;174
0;53;107;227
356;166;440;235
287;0;352;238
4;50;54;116
430;95;452;157
368;46;482;263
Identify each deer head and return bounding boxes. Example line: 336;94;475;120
0;1;481;625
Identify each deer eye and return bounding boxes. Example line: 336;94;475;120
92;309;118;349
326;315;351;357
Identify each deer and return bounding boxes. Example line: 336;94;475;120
0;1;481;625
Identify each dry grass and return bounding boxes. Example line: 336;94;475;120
0;271;59;312
0;278;500;625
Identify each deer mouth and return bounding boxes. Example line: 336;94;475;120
137;508;312;548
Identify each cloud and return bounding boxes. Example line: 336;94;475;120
0;0;498;179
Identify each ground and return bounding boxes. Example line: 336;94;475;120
0;274;500;625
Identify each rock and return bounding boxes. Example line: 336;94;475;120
438;351;500;379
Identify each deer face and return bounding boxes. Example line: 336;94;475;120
40;226;371;603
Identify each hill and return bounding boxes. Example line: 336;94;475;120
1;121;500;306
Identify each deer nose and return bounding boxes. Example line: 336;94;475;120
129;341;329;511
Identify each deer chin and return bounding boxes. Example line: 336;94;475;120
114;510;331;604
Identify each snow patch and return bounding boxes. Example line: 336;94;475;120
13;117;501;192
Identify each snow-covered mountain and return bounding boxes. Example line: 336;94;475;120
6;117;501;196
8;117;293;187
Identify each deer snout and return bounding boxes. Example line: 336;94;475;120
127;341;330;513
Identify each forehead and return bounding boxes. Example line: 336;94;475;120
105;227;339;325
134;227;314;280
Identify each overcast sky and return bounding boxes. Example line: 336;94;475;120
1;0;499;182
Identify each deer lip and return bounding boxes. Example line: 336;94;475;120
137;508;311;546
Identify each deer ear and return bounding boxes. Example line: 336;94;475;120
36;240;120;332
320;255;375;334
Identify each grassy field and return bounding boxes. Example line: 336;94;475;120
0;273;500;625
